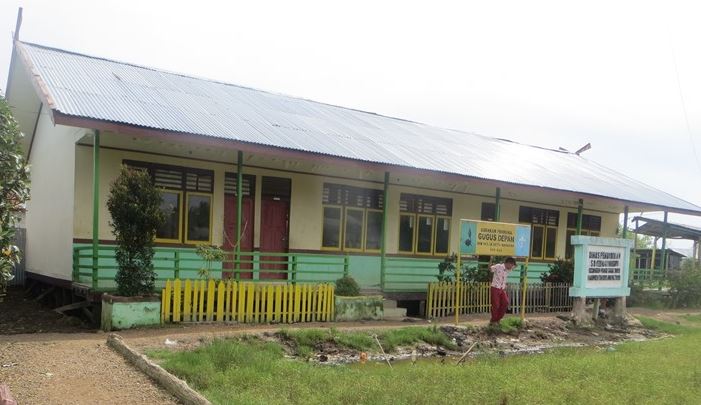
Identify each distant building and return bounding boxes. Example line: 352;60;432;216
634;249;685;271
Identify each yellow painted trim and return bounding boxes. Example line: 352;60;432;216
544;225;558;259
343;207;365;252
364;208;383;252
320;204;343;251
184;192;213;245
156;190;183;244
398;213;417;254
433;215;451;256
415;214;435;256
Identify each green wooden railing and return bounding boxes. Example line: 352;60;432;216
383;257;550;292
73;246;348;291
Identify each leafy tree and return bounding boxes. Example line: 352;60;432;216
617;226;653;249
540;258;574;283
106;166;164;296
0;96;30;298
668;258;701;308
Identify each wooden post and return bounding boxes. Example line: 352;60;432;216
661;211;669;271
92;130;100;290
380;171;389;290
455;253;461;325
495;187;501;221
576;199;583;235
520;257;530;321
235;151;243;279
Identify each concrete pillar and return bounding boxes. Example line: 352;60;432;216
612;297;626;325
572;297;589;325
592;299;600;320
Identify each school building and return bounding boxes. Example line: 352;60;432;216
5;40;701;305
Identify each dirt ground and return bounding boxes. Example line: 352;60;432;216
0;288;92;335
1;286;700;405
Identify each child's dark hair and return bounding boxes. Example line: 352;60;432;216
505;257;516;265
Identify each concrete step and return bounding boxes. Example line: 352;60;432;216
360;288;383;296
384;307;407;319
383;299;398;309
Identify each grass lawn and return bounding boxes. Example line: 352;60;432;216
148;318;701;405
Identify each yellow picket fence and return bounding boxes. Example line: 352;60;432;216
426;282;492;318
161;279;336;324
426;282;574;319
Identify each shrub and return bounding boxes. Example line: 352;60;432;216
107;166;164;296
196;244;224;279
0;96;30;298
436;254;491;283
668;259;701;308
540;258;574;283
335;275;360;296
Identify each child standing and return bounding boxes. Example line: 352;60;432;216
489;257;517;324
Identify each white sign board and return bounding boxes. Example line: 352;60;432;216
584;245;625;289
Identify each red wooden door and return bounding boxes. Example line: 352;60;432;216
223;195;254;279
260;199;289;279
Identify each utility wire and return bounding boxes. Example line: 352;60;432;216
668;28;701;174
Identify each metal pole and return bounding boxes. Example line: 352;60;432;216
495;187;501;222
92;130;100;290
622;206;628;239
576;199;583;235
380;171;389;291
236;151;243;279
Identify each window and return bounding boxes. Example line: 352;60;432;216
157;191;182;242
565;213;602;259
321;183;383;251
399;194;452;255
481;202;496;221
125;160;214;244
186;193;212;243
519;206;559;260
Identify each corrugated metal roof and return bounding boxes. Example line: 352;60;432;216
15;41;701;214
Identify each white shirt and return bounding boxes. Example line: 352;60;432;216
490;263;511;289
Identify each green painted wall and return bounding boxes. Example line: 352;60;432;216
101;300;161;331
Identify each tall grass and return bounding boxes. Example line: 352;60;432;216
149;318;701;404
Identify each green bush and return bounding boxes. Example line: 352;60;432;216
0;96;30;298
668;259;701;308
540;258;574;283
627;285;669;309
196;244;224;279
335;275;360;296
107;166;164;296
436;254;490;283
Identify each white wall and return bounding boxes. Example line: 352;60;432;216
25;113;87;280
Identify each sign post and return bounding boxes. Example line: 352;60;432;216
569;236;633;324
459;220;531;324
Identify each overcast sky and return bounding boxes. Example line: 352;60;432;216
1;0;700;249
